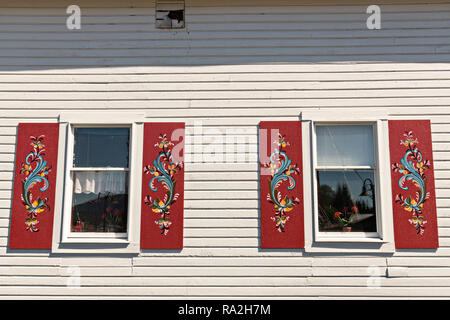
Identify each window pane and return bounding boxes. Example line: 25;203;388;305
71;171;128;233
73;127;130;168
316;125;375;167
317;170;377;233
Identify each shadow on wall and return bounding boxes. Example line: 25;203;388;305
1;3;450;71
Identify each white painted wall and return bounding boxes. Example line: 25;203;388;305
0;0;450;298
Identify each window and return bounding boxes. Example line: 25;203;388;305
315;125;378;237
70;127;130;235
301;109;396;252
155;0;185;29
53;112;144;253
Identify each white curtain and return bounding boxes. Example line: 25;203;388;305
73;171;127;194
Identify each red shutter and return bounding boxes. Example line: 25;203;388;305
9;123;59;249
141;123;185;249
388;120;439;249
259;121;304;248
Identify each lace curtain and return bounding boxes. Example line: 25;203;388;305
73;171;127;194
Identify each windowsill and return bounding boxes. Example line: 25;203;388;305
305;239;395;254
52;240;139;254
314;237;385;243
314;231;384;243
61;237;130;244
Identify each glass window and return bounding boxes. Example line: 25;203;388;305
316;125;375;167
70;127;130;233
73;127;130;168
316;125;377;234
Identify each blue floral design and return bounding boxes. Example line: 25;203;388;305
264;134;300;232
392;131;431;235
20;135;51;232
143;134;182;235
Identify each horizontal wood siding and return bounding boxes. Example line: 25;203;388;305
0;0;450;298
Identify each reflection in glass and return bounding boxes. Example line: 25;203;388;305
317;170;377;233
73;127;130;168
316;125;375;167
71;171;128;233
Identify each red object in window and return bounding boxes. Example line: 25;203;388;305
9;123;59;249
74;221;84;232
388;120;439;249
140;123;185;249
259;121;304;249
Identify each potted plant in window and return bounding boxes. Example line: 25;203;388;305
102;206;124;232
334;206;358;232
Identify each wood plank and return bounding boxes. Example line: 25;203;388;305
2;71;450;83
133;267;312;277
133;257;313;267
0;276;308;287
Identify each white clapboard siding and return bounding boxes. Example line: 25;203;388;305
0;0;450;299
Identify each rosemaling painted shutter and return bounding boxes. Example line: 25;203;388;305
141;122;185;249
388;120;439;249
259;121;304;248
9;123;59;249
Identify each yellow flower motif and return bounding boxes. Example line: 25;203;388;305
23;164;32;175
417;162;425;173
26;218;37;226
404;199;423;213
26;200;45;213
285;165;293;175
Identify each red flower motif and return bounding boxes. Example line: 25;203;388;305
74;221;84;232
334;212;342;218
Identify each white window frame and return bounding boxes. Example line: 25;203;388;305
301;109;395;253
52;113;144;254
63;124;132;242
